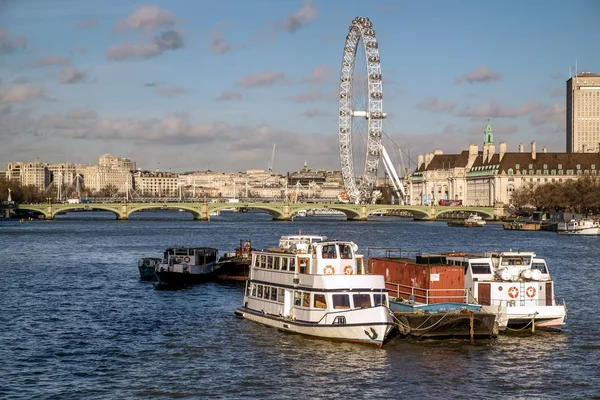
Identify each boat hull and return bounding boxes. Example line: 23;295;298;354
483;304;567;331
235;306;395;347
214;259;250;281
389;301;497;339
393;311;497;339
138;266;156;281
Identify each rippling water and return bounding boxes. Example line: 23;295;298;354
1;211;599;399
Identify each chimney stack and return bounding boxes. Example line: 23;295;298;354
543;147;547;153
467;144;478;168
531;141;536;160
518;143;524;153
499;142;507;161
417;154;424;169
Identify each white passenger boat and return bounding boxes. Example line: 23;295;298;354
235;234;395;347
557;218;600;235
465;214;486;227
446;251;567;331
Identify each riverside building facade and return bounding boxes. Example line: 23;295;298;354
567;72;600;153
410;124;600;207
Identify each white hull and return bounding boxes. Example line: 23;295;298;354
236;306;394;347
558;227;599;235
483;304;567;330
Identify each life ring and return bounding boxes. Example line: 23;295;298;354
183;256;191;263
344;265;353;275
508;286;519;299
526;286;536;298
323;265;335;275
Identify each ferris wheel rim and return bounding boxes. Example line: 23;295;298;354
338;16;383;204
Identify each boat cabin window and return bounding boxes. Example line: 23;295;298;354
264;287;270;299
374;293;387;306
532;262;548;274
267;256;273;269
302;292;310;307
299;259;307;274
294;291;301;306
313;294;327;309
273;257;280;270
322;245;337;259
251;285;257;297
257;285;263;298
289;258;296;272
471;263;491;274
339;244;353;259
501;256;531;266
353;294;371;309
277;288;285;303
332;294;350;309
281;258;288;271
270;287;277;301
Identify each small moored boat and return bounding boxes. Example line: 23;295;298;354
447;213;486;227
235;234;395;347
137;257;161;281
215;239;253;281
446;250;567;332
154;247;220;289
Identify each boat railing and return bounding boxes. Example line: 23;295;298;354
368;248;422;260
385;282;469;304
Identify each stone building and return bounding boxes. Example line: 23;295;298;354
410;124;600;206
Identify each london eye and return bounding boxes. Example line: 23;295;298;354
338;16;384;204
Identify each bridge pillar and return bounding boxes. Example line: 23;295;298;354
283;203;290;220
46;204;54;220
429;205;437;220
493;203;505;220
197;202;209;221
361;204;368;221
120;203;128;220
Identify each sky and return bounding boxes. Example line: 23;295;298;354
0;0;599;174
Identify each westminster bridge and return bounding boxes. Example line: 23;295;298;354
1;201;504;221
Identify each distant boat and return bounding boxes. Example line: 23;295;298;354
307;208;345;216
448;214;486;227
557;218;600;235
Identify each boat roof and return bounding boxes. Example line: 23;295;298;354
164;247;218;252
279;234;327;241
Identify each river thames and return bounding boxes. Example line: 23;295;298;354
1;210;599;399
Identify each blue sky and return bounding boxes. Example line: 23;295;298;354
1;0;599;174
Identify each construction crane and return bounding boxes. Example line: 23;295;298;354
268;143;276;175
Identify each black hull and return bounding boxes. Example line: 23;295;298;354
154;271;215;289
214;259;250;282
394;312;498;339
138;267;156;281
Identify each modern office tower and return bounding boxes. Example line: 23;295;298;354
567;72;600;153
